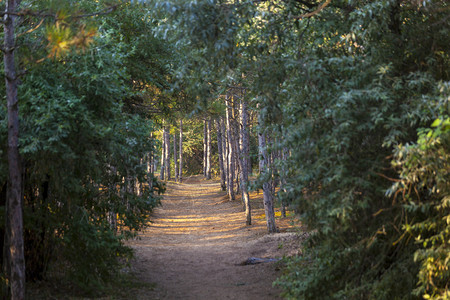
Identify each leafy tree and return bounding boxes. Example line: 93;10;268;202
0;0;175;297
151;0;449;298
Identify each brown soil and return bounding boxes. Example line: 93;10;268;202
128;175;306;300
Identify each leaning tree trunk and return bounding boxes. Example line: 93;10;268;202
206;118;212;180
164;125;170;180
179;120;183;183
240;98;251;225
216;118;226;191
258;121;277;233
174;132;178;182
225;95;235;201
203;119;207;178
3;1;26;298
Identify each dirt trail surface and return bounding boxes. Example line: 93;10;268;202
128;175;304;300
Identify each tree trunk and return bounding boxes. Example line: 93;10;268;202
174;132;178;182
258;121;277;233
280;147;289;218
222;117;229;193
203;119;207;177
226;95;235;201
216;119;226;191
164;125;170;180
160;126;166;180
3;1;26;298
179;120;183;183
232;97;240;195
240;98;251;225
206;118;212;180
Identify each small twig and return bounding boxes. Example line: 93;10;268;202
375;172;401;182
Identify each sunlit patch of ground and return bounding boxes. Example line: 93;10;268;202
127;175;307;300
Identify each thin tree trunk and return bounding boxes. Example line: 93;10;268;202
203;119;207;178
226;95;235;200
222;117;229;193
164;125;170;180
216;119;226;191
160;126;165;180
174;132;178;182
280;147;289;217
3;1;26;298
232;96;240;195
258;119;277;233
179;120;183;183
240;98;251;225
206;118;212;179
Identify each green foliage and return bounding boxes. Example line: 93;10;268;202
1;0;172;295
388;83;450;299
153;0;449;298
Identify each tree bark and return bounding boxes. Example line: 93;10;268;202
160;126;166;180
206;118;212;180
203;119;207;178
3;1;26;298
231;98;240;195
226;95;235;201
222;117;229;193
174;132;178;182
239;98;251;225
280;147;289;218
216;119;226;191
164;125;170;180
179;120;183;183
258;120;277;233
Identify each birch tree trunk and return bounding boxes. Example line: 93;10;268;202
240;98;251;225
179;120;183;183
3;1;26;297
174;132;178;182
164;125;170;180
203;119;207;178
216;119;226;191
226;95;235;200
206;118;212;180
258;122;277;233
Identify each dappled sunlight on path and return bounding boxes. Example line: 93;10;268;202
128;175;299;299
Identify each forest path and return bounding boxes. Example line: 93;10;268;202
128;175;302;300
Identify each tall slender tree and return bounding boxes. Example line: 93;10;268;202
179;119;183;183
160;125;166;180
203;119;207;177
239;97;251;225
206;118;212;179
164;125;171;180
225;95;235;200
174;131;178;182
216;118;226;191
3;1;25;298
258;116;277;233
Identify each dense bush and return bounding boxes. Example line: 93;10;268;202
0;1;169;294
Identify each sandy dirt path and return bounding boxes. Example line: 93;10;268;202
128;175;302;300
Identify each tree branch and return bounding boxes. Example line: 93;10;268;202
292;0;331;19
